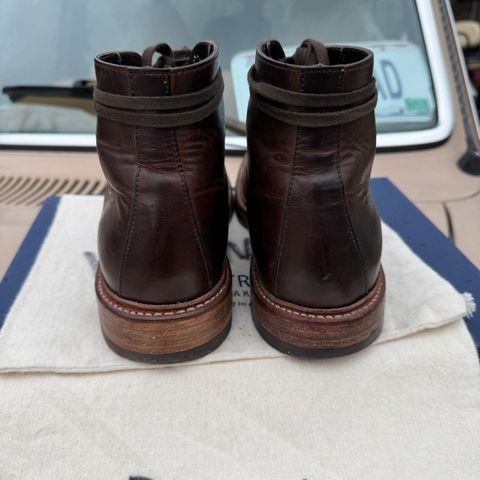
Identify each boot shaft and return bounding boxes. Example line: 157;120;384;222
246;40;381;308
94;42;229;304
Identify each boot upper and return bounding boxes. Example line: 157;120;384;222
94;42;228;304
246;39;381;308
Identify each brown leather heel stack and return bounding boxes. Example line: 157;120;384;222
94;42;231;363
236;39;385;357
95;265;232;363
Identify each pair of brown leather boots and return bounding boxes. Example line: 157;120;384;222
94;39;385;364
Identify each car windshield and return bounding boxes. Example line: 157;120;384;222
0;0;436;140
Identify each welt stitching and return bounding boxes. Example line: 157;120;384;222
119;71;141;295
334;68;368;294
273;72;303;294
171;129;212;287
98;272;227;317
254;267;383;320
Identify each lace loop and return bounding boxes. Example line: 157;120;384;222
248;66;377;127
141;43;174;67
94;71;224;128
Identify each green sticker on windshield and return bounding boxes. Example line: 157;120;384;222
404;98;429;115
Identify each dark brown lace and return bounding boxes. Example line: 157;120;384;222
248;66;377;128
94;69;224;128
141;43;177;67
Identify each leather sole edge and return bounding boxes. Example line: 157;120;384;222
251;264;386;358
96;263;232;364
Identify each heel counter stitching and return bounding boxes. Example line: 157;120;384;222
171;128;212;287
335;67;368;295
274;131;299;294
119;72;142;296
273;72;303;295
119;163;142;295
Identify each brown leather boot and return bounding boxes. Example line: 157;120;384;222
93;42;231;363
236;39;385;357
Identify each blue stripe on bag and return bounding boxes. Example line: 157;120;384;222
0;197;60;328
371;178;480;353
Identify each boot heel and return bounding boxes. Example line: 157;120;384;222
96;264;232;364
252;264;385;358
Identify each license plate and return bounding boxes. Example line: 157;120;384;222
230;40;435;127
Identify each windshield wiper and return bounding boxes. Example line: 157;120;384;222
2;80;94;103
2;80;248;148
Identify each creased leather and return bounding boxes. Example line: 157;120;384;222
246;40;381;308
95;43;228;304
